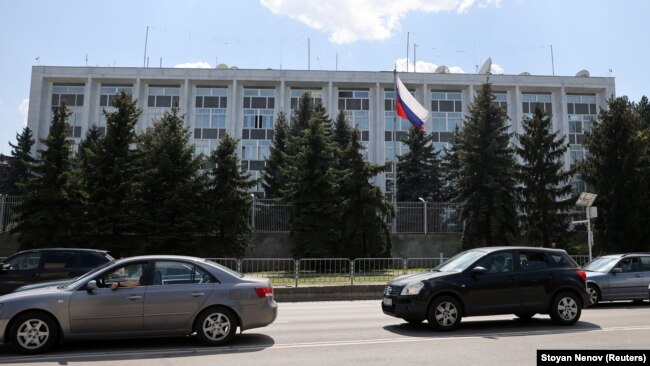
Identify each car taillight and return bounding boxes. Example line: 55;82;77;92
255;287;273;298
576;269;587;282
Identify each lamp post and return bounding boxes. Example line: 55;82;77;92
572;192;597;261
250;194;256;232
418;197;427;235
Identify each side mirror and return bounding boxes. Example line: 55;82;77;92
471;266;488;277
86;280;98;292
611;267;622;274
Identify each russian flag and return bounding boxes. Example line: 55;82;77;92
395;74;429;131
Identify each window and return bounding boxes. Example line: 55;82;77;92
41;251;77;269
290;88;323;110
430;91;462;150
153;261;214;285
145;85;180;131
5;252;42;271
492;92;507;111
100;262;147;287
475;252;514;273
519;251;550;271
99;85;133;128
52;84;85;138
339;89;370;142
567;94;596;193
194;87;228;153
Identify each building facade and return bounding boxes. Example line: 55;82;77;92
27;66;615;197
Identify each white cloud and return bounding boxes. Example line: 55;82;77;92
19;98;29;126
174;62;212;69
395;58;465;73
491;63;504;74
261;0;500;44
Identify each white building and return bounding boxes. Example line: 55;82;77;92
27;66;615;197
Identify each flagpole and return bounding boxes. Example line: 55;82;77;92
392;69;398;214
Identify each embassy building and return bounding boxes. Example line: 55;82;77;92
26;66;615;198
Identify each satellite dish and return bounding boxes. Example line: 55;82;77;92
434;65;450;74
478;57;492;74
230;66;239;70
519;71;531;76
216;63;229;69
575;69;590;77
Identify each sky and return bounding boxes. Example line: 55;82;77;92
0;0;648;155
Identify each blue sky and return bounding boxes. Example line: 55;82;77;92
0;0;648;155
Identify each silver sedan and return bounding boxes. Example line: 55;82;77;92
0;255;278;354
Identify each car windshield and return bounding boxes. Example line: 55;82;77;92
434;250;486;272
582;257;619;272
63;260;116;289
204;259;244;278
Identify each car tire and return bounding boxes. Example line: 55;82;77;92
195;307;238;346
8;311;59;354
514;313;535;320
549;291;582;325
586;284;600;306
427;296;462;331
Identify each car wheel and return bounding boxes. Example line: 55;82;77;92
514;313;535;320
8;312;59;354
427;296;462;331
549;291;582;325
195;307;238;346
586;284;600;306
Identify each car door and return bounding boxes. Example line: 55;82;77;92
143;260;214;332
641;256;650;295
0;251;42;294
516;250;554;312
68;261;148;334
464;251;520;315
608;257;643;299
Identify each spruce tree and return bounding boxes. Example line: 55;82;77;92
581;96;647;252
284;112;343;257
13;104;75;248
205;133;255;257
396;126;444;201
338;128;393;258
2;127;35;195
515;107;573;247
635;96;650;129
333;110;352;150
261;111;289;198
441;126;463;201
456;82;518;249
132;107;207;255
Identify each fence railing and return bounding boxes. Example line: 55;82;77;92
0;196;463;234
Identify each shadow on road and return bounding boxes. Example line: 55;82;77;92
383;316;601;338
585;300;649;310
0;333;275;364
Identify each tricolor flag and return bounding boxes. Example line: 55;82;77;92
395;74;429;131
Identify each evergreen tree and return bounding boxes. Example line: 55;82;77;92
333;110;352;150
132;108;207;255
284;112;343;257
13;104;75;248
261;111;289;198
456;82;518;249
338;128;393;258
515;107;573;247
581;96;647;252
205;133;255;257
69;125;103;236
441;126;463;201
635;95;650;129
1;127;35;195
396;126;444;201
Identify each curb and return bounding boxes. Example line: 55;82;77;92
274;284;385;302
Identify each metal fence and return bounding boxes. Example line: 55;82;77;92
0;195;20;234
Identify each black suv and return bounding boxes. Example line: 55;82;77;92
382;247;588;330
0;248;114;295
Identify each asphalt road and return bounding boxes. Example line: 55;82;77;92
2;300;649;365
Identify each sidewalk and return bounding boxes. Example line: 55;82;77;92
274;284;384;302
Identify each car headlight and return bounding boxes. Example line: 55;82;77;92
400;282;424;296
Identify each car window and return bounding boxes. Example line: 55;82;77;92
42;251;77;269
641;257;650;271
614;258;640;273
97;262;147;288
519;251;550;271
154;261;214;285
4;252;42;271
583;257;619;272
474;252;514;273
79;252;109;267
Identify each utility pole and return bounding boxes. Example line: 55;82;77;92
406;32;409;72
143;26;149;68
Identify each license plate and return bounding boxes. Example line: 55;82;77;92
383;298;393;306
